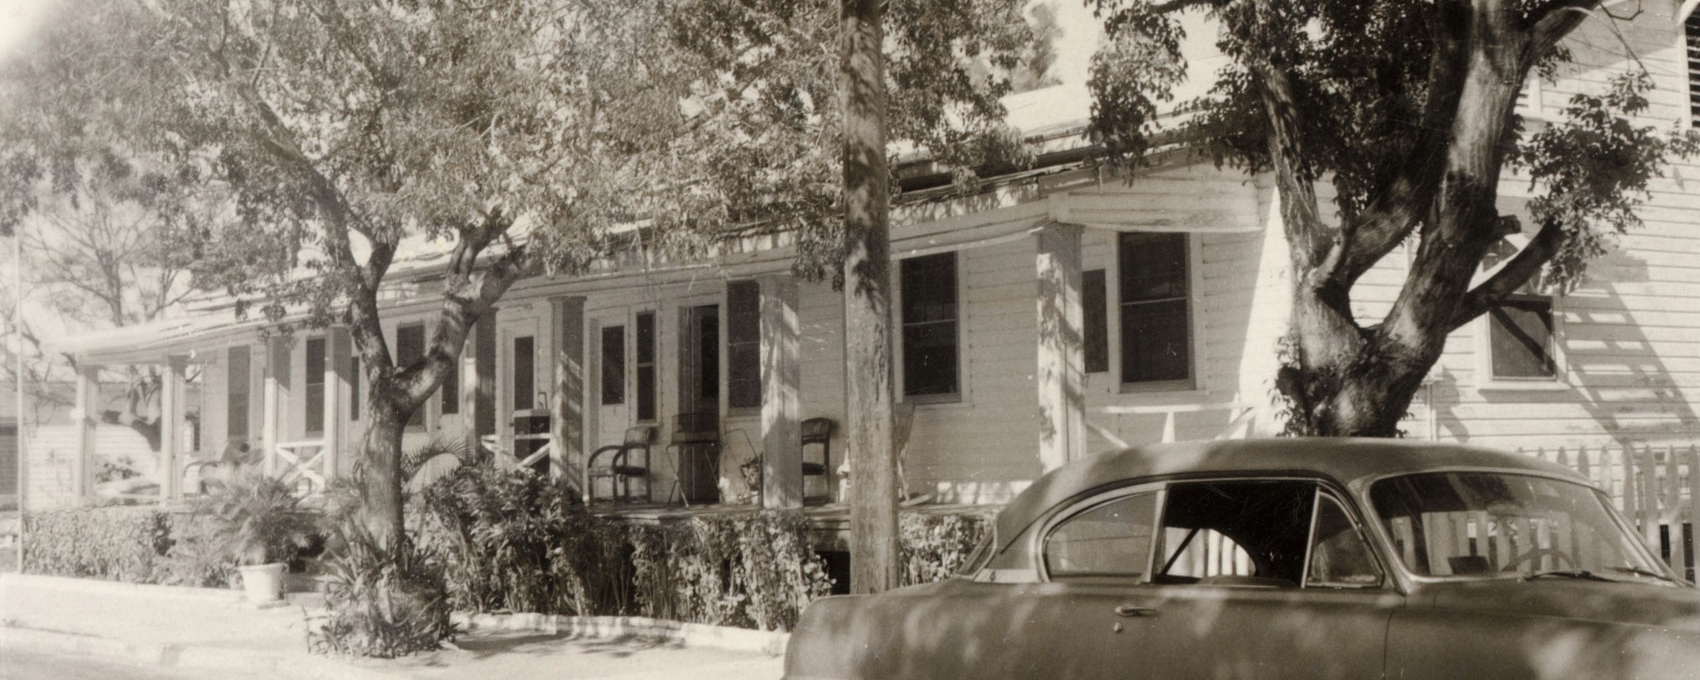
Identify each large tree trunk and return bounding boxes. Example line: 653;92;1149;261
355;397;410;547
841;0;898;595
1265;0;1540;438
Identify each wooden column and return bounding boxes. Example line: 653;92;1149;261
161;357;186;500
262;336;291;475
463;311;498;457
1035;224;1086;472
551;297;586;488
324;328;351;479
72;364;99;505
760;276;803;509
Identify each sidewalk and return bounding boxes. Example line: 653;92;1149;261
0;573;786;680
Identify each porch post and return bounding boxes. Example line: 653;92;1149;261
262;335;290;476
73;364;99;504
1035;224;1086;472
760;275;803;509
324;328;350;479
161;357;186;500
463;311;498;457
550;297;586;489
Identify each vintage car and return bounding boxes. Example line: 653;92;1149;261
784;438;1700;679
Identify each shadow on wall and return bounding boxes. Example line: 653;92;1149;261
1437;252;1700;450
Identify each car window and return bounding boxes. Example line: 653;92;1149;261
1155;481;1316;587
1306;494;1383;588
1370;472;1671;582
1044;491;1158;580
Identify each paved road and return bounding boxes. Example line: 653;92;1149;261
0;647;229;680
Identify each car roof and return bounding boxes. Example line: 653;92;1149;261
995;438;1583;548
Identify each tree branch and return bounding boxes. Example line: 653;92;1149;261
1448;218;1563;331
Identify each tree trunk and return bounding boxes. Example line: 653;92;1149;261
355;396;411;548
841;0;898;595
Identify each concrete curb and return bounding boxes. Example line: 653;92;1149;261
453;612;791;657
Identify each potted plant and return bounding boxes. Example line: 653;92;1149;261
189;469;315;603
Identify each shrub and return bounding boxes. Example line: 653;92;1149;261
630;513;831;631
308;522;454;658
22;507;170;582
409;462;591;615
899;510;996;587
158;512;240;588
186;470;316;565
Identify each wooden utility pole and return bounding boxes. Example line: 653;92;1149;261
840;0;898;594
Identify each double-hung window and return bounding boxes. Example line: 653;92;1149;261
305;336;326;434
397;324;427;428
1118;233;1192;387
727;280;762;411
1481;239;1559;384
227;346;251;441
900;252;960;400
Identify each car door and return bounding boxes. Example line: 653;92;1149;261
1123;481;1401;680
1010;484;1174;680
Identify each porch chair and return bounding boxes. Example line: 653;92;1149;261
586;426;656;504
665;412;723;507
800;417;834;501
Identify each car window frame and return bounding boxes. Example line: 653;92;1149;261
1034;482;1167;584
1355;466;1678;586
1301;487;1390;590
1031;475;1401;592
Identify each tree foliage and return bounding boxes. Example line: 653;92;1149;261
651;0;1036;283
1085;0;1699;436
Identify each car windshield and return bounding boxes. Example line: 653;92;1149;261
1369;472;1674;584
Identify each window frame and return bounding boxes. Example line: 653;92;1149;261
1036;482;1167;584
1474;238;1567;391
1301;488;1388;590
1114;232;1198;392
635;310;658;423
395;322;429;430
895;251;964;404
305;336;326;435
725;280;762;413
600;323;627;407
226;345;252;442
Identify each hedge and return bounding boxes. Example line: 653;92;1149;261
24;472;998;633
21;506;238;587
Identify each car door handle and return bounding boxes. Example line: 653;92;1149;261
1113;605;1158;617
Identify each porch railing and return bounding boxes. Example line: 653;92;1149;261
1519;443;1700;581
1091;402;1261;447
271;439;328;499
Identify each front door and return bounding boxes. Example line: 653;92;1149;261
590;309;632;450
498;310;548;473
674;303;721;503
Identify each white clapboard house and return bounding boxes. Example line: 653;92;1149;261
30;5;1700;523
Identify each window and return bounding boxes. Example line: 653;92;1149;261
1044;491;1159;580
513;335;535;411
227;346;250;440
601;325;625;406
349;356;361;421
441;338;460;416
1306;495;1382;588
727;280;761;410
900;252;960;398
1483;240;1557;382
1083;269;1109;374
397;324;426;427
636;312;657;421
305;336;326;434
1155;481;1315;587
1687;11;1699;127
1118;233;1191;386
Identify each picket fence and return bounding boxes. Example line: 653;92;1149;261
1518;444;1700;581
